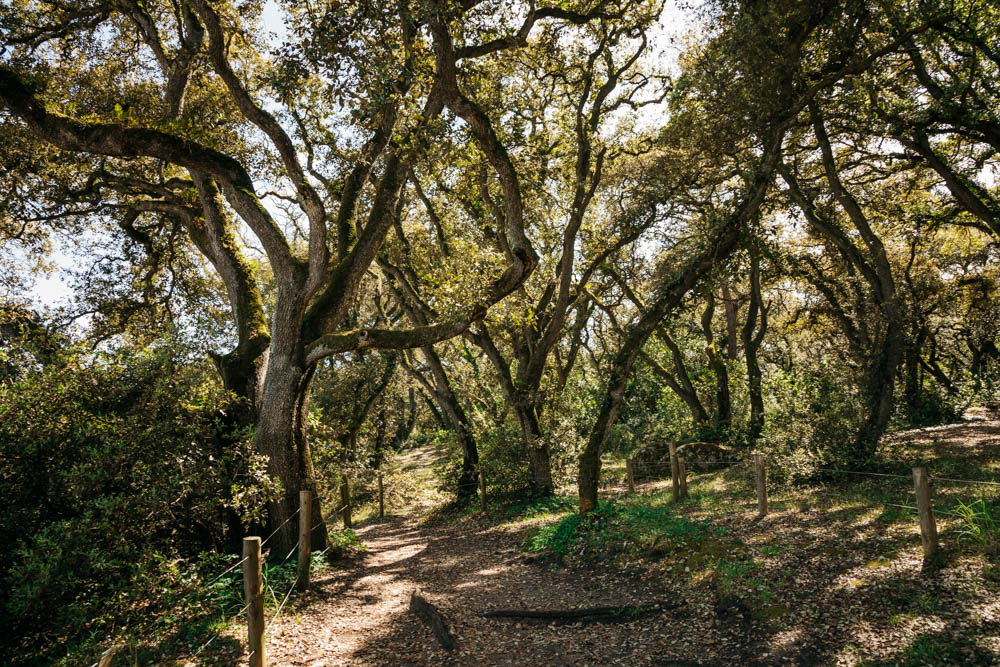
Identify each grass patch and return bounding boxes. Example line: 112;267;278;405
524;498;721;562
952;497;1000;557
505;494;578;521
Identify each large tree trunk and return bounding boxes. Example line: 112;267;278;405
514;396;554;496
853;322;903;464
579;358;632;514
471;328;554;496
810;108;904;466
254;347;327;552
213;345;269;428
701;294;732;429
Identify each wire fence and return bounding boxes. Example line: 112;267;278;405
87;496;357;667
623;452;998;527
89;454;997;665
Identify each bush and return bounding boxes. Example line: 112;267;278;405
952;497;1000;558
901;389;960;428
0;341;277;664
760;367;863;484
477;422;535;498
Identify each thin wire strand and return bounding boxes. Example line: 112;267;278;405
931;476;1000;487
266;577;299;634
276;542;298;567
204;556;249;587
313;504;351;531
189;601;251;659
813;490;919;511
809;491;968;517
815;468;912;479
260;506;302;548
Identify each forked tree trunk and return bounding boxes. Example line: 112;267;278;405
853;322;903;464
701;294;732;429
400;347;480;499
415;346;481;499
472;329;554;496
577;105;786;514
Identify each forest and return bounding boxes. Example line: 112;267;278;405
1;0;1000;664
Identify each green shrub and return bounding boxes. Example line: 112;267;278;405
952;497;1000;557
325;528;367;558
0;342;277;664
900;389;960;428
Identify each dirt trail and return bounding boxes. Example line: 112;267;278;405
240;417;1000;666
254;442;687;665
260;514;679;666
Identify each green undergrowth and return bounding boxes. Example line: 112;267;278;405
324;527;367;557
505;494;578;520
63;531;357;667
523;496;721;561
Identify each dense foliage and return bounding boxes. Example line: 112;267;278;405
0;339;275;663
2;0;1000;660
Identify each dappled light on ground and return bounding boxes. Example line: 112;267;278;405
195;416;1000;665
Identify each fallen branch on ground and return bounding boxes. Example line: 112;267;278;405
410;589;456;650
480;601;679;624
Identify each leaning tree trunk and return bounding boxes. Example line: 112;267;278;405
579;350;635;514
577;98;786;514
657;330;710;428
472;328;555;496
431;391;480;500
742;251;766;442
417;345;481;500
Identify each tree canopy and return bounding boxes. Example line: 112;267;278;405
3;1;1000;660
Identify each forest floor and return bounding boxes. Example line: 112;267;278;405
190;413;1000;666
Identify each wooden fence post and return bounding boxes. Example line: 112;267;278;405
754;454;768;517
297;490;311;592
243;537;265;667
679;461;688;499
626;458;636;494
912;467;939;562
378;471;385;520
668;442;680;503
340;475;352;529
97;646;118;667
479;465;487;514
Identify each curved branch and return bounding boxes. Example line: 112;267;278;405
0;64;298;281
188;0;327;286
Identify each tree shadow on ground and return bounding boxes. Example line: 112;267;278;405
250;419;1000;665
